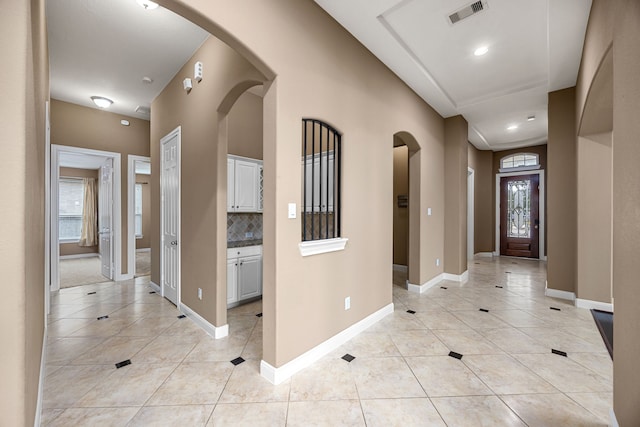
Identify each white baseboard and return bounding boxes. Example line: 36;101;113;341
149;281;161;294
475;252;494;258
136;248;151;253
392;264;408;273
609;408;618;427
180;303;229;339
575;298;613;312
260;303;394;385
34;324;48;427
493;251;500;257
115;272;134;281
408;273;443;294
544;282;576;302
59;253;98;260
443;270;469;282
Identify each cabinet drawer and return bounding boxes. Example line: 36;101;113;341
227;245;262;259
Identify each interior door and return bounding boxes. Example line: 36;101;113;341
500;174;539;258
99;158;114;279
161;130;180;305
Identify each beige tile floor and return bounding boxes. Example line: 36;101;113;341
42;257;612;426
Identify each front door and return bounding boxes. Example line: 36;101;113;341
99;158;114;279
161;128;180;306
500;174;539;258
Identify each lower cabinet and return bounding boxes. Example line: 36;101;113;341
227;245;262;307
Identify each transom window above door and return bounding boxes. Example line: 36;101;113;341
500;153;540;172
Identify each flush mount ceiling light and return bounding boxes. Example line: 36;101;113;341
527;115;536;121
136;0;159;10
474;46;489;56
90;96;113;108
507;124;519;131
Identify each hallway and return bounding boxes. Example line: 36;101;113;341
42;257;611;426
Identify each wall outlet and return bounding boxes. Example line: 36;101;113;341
436;258;440;267
198;288;203;300
245;232;253;238
344;296;351;310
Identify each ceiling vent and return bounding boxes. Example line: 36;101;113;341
135;105;150;115
448;1;487;25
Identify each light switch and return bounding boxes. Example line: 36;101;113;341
427;208;432;216
288;203;296;219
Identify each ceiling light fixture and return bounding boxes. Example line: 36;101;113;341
142;76;154;84
136;0;159;10
527;115;536;121
90;96;113;108
507;124;518;131
474;46;489;56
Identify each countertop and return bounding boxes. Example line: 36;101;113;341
227;239;263;248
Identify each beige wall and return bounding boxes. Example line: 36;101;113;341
444;116;467;275
612;0;640;423
228;90;263;159
576;134;612;304
393;145;408;265
0;0;48;425
59;167;100;256
50;100;150;275
467;144;493;253
547;88;577;294
156;0;447;367
135;174;151;249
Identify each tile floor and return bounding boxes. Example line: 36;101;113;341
42;257;612;426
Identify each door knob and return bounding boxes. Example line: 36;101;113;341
171;240;178;245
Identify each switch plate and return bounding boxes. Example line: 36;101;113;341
288;203;296;219
198;288;202;300
427;208;432;216
436;258;440;267
345;296;351;310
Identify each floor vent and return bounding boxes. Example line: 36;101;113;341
448;1;486;25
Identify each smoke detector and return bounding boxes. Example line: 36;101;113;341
448;1;488;25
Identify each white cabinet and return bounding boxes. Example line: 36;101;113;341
228;155;263;213
303;152;334;212
227;245;262;307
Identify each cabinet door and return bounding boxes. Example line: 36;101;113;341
227;258;238;305
238;255;262;300
227;158;235;212
234;160;258;212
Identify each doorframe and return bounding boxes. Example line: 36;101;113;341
160;126;181;307
50;144;123;291
127;155;151;278
495;169;545;260
467;167;474;260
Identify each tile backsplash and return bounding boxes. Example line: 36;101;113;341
227;213;263;242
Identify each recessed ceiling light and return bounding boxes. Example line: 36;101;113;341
90;96;113;108
474;46;489;56
136;0;158;10
527;115;536;121
507;124;519;131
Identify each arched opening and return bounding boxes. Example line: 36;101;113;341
393;131;421;287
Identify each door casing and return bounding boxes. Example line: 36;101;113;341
495;169;545;260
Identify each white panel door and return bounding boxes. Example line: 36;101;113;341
161;129;180;306
238;255;262;300
234;160;258;212
227;158;235;212
99;158;114;280
227;258;238;305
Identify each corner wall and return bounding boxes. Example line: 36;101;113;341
0;0;48;424
467;144;493;253
547;88;577;293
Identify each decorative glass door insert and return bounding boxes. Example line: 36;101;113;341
507;179;531;239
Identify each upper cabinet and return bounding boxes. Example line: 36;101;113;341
228;155;263;213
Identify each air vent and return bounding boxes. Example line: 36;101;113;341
448;1;486;25
135;105;150;115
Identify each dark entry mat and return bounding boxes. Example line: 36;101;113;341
591;309;613;360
